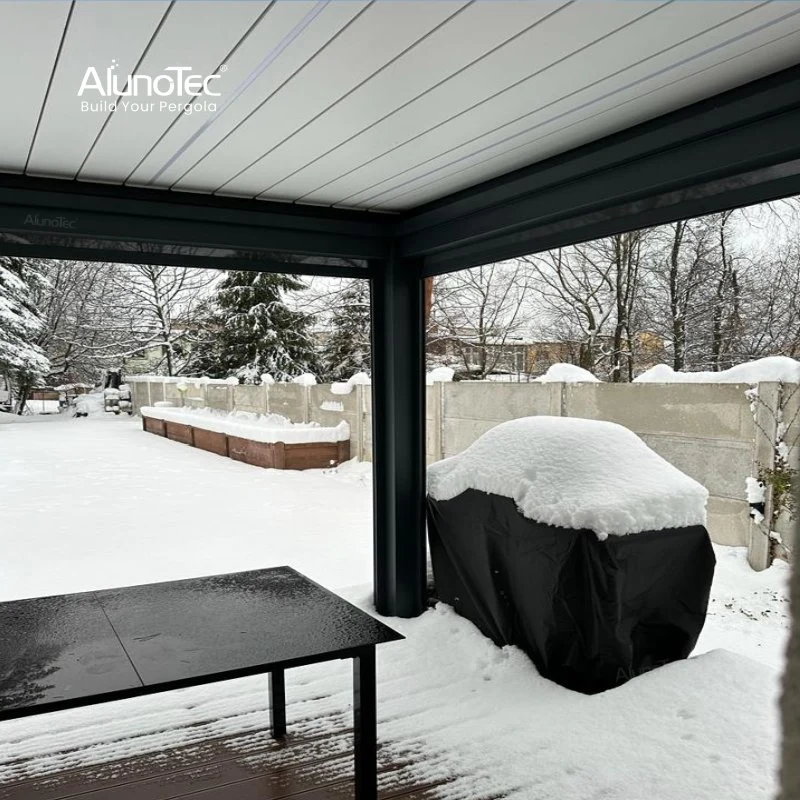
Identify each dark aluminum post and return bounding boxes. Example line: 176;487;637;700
353;646;377;800
370;250;426;618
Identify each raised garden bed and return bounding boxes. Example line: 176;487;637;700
193;427;228;457
165;420;194;446
142;416;166;437
140;406;350;471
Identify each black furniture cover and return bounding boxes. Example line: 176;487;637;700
427;489;715;694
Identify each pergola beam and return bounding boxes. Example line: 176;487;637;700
400;64;800;274
0;174;390;263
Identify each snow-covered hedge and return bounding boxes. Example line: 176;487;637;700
427;416;708;539
140;406;349;444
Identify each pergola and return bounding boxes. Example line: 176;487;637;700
2;0;800;618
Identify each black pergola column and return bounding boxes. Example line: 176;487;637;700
370;248;426;618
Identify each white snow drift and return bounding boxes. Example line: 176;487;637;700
534;363;601;383
427;416;708;538
634;356;800;384
140;406;349;444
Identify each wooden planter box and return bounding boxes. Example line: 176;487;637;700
193;427;229;457
142;415;350;470
143;416;166;436
284;440;350;470
165;421;194;446
228;436;284;468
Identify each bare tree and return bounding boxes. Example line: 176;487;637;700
430;262;532;378
644;218;716;371
112;264;217;376
521;247;616;376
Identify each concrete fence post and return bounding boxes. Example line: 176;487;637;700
435;382;445;461
146;380;152;407
355;384;363;461
263;384;269;415
749;381;781;571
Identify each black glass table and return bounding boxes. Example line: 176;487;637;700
0;566;403;800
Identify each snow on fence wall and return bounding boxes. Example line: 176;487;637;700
127;377;797;566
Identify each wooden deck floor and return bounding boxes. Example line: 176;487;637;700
0;715;452;800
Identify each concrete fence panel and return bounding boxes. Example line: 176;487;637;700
233;384;266;415
131;382;149;410
183;382;206;408
206;385;230;412
148;382;165;405
563;383;755;439
442;382;560;458
266;384;307;422
309;385;362;459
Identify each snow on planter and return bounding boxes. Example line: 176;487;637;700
140;406;350;470
426;415;715;694
427;416;708;538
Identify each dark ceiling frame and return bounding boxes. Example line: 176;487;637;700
2;63;800;618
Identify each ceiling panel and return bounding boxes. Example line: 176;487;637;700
77;1;270;183
257;0;662;204
0;2;71;172
215;0;564;199
172;0;468;194
366;7;800;211
298;1;790;208
26;0;170;179
126;1;367;188
0;0;798;212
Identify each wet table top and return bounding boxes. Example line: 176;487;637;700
0;567;403;720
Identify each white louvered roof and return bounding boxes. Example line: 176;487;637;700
1;0;799;211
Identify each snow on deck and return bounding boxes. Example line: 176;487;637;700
0;414;791;799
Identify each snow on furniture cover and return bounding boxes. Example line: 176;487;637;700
426;416;716;694
141;406;349;444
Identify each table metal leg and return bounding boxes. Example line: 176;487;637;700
353;646;377;800
270;668;286;739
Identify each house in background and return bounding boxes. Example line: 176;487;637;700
429;328;665;381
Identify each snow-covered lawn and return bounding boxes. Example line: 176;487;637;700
0;413;792;799
0;413;372;600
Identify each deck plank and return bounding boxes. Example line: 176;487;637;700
0;717;454;800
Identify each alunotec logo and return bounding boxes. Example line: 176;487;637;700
24;214;77;229
78;60;224;115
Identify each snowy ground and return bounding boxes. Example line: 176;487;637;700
0;413;793;799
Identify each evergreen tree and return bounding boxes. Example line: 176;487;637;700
322;280;371;381
0;257;51;411
214;271;318;381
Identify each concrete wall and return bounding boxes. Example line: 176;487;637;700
128;377;797;564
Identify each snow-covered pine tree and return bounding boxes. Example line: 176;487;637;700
322;279;371;381
0;257;51;412
215;270;318;381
